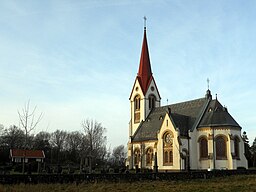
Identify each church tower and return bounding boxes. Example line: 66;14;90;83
129;26;161;137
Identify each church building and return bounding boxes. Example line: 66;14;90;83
126;26;248;170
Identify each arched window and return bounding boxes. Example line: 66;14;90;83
216;136;227;160
149;95;156;110
199;137;208;159
146;148;153;165
234;136;240;159
134;95;141;123
134;95;140;110
134;148;141;166
163;132;173;165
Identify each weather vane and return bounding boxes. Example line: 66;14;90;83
144;16;147;29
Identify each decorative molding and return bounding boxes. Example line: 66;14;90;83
198;126;240;131
154;142;157;148
198;128;211;131
229;134;234;140
131;140;157;144
208;134;213;140
198;135;208;142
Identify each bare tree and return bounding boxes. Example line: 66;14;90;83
50;129;67;164
18;100;43;173
81;119;107;173
18;100;43;147
65;131;83;164
112;145;127;167
66;131;83;152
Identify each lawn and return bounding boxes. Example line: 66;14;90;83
0;175;255;192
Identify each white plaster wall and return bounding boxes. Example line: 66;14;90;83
230;130;248;169
180;138;189;170
191;127;248;170
130;79;145;136
189;130;198;169
144;78;161;118
156;114;181;170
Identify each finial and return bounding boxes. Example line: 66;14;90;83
167;98;168;105
143;16;147;30
215;94;218;100
207;78;210;90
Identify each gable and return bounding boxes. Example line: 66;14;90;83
198;99;241;128
129;77;145;100
145;76;161;100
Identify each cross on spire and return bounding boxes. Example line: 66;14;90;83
144;16;147;30
207;78;210;90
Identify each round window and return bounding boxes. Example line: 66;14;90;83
165;133;172;144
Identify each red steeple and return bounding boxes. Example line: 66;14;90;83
137;27;153;94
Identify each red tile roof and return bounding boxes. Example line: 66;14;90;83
10;149;45;158
137;28;152;94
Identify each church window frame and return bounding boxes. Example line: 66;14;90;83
146;147;154;166
198;136;208;160
134;95;141;111
148;94;156;110
163;132;173;166
134;95;141;123
134;148;141;166
215;135;227;160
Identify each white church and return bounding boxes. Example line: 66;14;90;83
126;26;248;170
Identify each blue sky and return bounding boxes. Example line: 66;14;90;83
0;0;256;147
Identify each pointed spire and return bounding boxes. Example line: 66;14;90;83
137;20;153;94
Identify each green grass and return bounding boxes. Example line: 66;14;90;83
0;175;255;192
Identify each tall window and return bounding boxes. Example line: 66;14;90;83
234;136;240;159
216;136;227;160
134;95;141;123
134;95;140;110
134;148;141;166
146;148;153;165
163;132;173;165
149;95;156;110
199;137;208;159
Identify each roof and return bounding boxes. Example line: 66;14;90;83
133;98;208;142
10;149;45;159
132;96;241;142
198;99;241;128
137;28;152;94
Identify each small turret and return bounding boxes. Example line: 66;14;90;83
205;78;212;100
205;89;212;100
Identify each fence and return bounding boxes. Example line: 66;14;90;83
0;169;256;184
